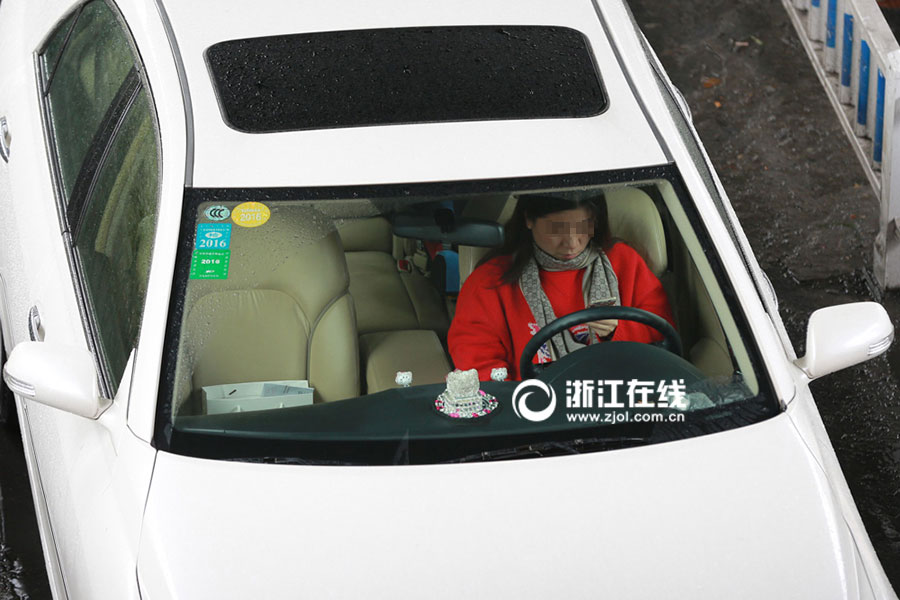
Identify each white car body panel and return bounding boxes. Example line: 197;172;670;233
138;413;868;600
24;390;156;600
0;0;894;597
0;3;98;595
0;1;161;598
0;2;84;351
165;0;667;188
788;387;897;600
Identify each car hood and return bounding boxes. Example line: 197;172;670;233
137;414;874;599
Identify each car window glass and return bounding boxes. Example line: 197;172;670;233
75;88;158;384
39;9;79;90
44;0;135;203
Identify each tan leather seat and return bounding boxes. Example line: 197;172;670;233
338;216;452;393
605;187;667;277
173;207;360;414
338;216;450;336
336;215;394;255
345;250;451;336
359;330;451;392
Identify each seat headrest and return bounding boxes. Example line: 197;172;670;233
187;205;350;308
337;217;393;254
604;187;667;277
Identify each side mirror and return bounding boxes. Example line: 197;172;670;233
794;302;894;379
2;341;109;419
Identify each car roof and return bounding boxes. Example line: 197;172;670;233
160;0;668;188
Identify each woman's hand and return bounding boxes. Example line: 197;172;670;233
588;319;618;341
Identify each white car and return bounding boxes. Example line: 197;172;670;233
0;0;896;598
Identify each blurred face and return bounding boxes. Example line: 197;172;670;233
526;206;594;261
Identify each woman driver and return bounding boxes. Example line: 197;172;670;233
448;192;674;381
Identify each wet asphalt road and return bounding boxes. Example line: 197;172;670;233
0;419;49;600
1;0;900;598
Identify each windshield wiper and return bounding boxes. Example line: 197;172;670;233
444;436;650;464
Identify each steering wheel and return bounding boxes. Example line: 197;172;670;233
519;306;682;380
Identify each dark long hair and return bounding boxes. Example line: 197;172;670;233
480;191;611;285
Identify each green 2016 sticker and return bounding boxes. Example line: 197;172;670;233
190;250;230;280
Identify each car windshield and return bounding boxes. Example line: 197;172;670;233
158;165;779;464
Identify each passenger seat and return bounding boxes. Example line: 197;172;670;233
174;209;361;414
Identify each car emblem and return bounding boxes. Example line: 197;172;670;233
204;205;230;221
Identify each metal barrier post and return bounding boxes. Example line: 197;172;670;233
781;0;900;288
841;12;855;103
825;0;839;71
809;0;825;41
875;51;900;287
858;40;872;136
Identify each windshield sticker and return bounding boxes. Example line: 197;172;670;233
204;205;231;221
190;249;231;279
232;202;271;228
195;223;232;250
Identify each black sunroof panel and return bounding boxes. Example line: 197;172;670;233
206;26;608;132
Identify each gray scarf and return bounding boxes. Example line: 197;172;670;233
519;243;620;360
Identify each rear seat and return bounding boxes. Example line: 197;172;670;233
338;216;452;393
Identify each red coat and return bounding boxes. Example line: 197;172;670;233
448;242;674;380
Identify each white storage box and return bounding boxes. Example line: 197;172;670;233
202;380;314;414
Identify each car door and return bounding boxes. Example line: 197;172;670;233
0;1;162;597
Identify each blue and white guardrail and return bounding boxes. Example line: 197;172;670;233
784;0;900;288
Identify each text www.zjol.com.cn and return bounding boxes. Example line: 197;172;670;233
563;378;688;424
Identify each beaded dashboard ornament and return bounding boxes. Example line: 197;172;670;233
435;368;499;419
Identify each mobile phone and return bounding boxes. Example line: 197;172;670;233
589;298;617;341
590;298;616;308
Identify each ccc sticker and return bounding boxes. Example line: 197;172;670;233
232;202;270;228
204;205;230;221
